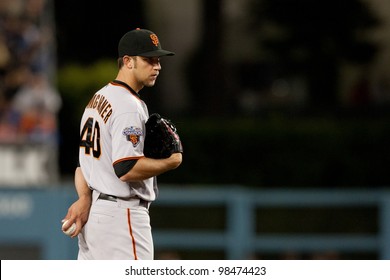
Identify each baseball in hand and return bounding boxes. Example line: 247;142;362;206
62;220;76;236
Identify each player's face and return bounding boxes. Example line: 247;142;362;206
133;56;162;87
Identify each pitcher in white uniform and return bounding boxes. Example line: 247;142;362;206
61;28;182;260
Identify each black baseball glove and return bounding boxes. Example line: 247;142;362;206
144;113;183;159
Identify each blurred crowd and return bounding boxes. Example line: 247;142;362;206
0;0;61;145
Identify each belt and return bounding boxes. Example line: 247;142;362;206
98;193;149;208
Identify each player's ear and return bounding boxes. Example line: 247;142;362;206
123;56;134;69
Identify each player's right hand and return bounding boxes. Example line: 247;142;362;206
61;196;91;238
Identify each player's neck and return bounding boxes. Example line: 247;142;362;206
112;79;139;97
115;72;144;93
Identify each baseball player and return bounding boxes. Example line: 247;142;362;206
62;28;182;260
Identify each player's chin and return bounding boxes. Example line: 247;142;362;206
145;79;157;87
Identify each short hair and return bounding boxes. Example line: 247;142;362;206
117;57;124;69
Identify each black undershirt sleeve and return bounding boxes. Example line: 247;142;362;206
113;159;138;178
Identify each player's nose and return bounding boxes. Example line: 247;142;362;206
154;62;161;70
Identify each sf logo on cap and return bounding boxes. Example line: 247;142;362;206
150;34;159;47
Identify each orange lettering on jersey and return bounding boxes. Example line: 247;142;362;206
150;34;159;47
86;94;97;109
97;98;108;114
85;93;113;123
93;94;100;109
100;104;112;123
103;108;112;123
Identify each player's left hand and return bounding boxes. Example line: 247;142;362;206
61;196;91;238
144;113;183;159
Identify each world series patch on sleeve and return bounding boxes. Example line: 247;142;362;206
144;113;183;159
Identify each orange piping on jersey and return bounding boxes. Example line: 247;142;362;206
110;81;142;101
127;208;138;260
113;156;144;166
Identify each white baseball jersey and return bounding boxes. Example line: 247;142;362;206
79;81;157;201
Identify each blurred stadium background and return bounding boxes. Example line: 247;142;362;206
1;0;390;259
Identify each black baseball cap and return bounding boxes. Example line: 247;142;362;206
118;28;175;57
